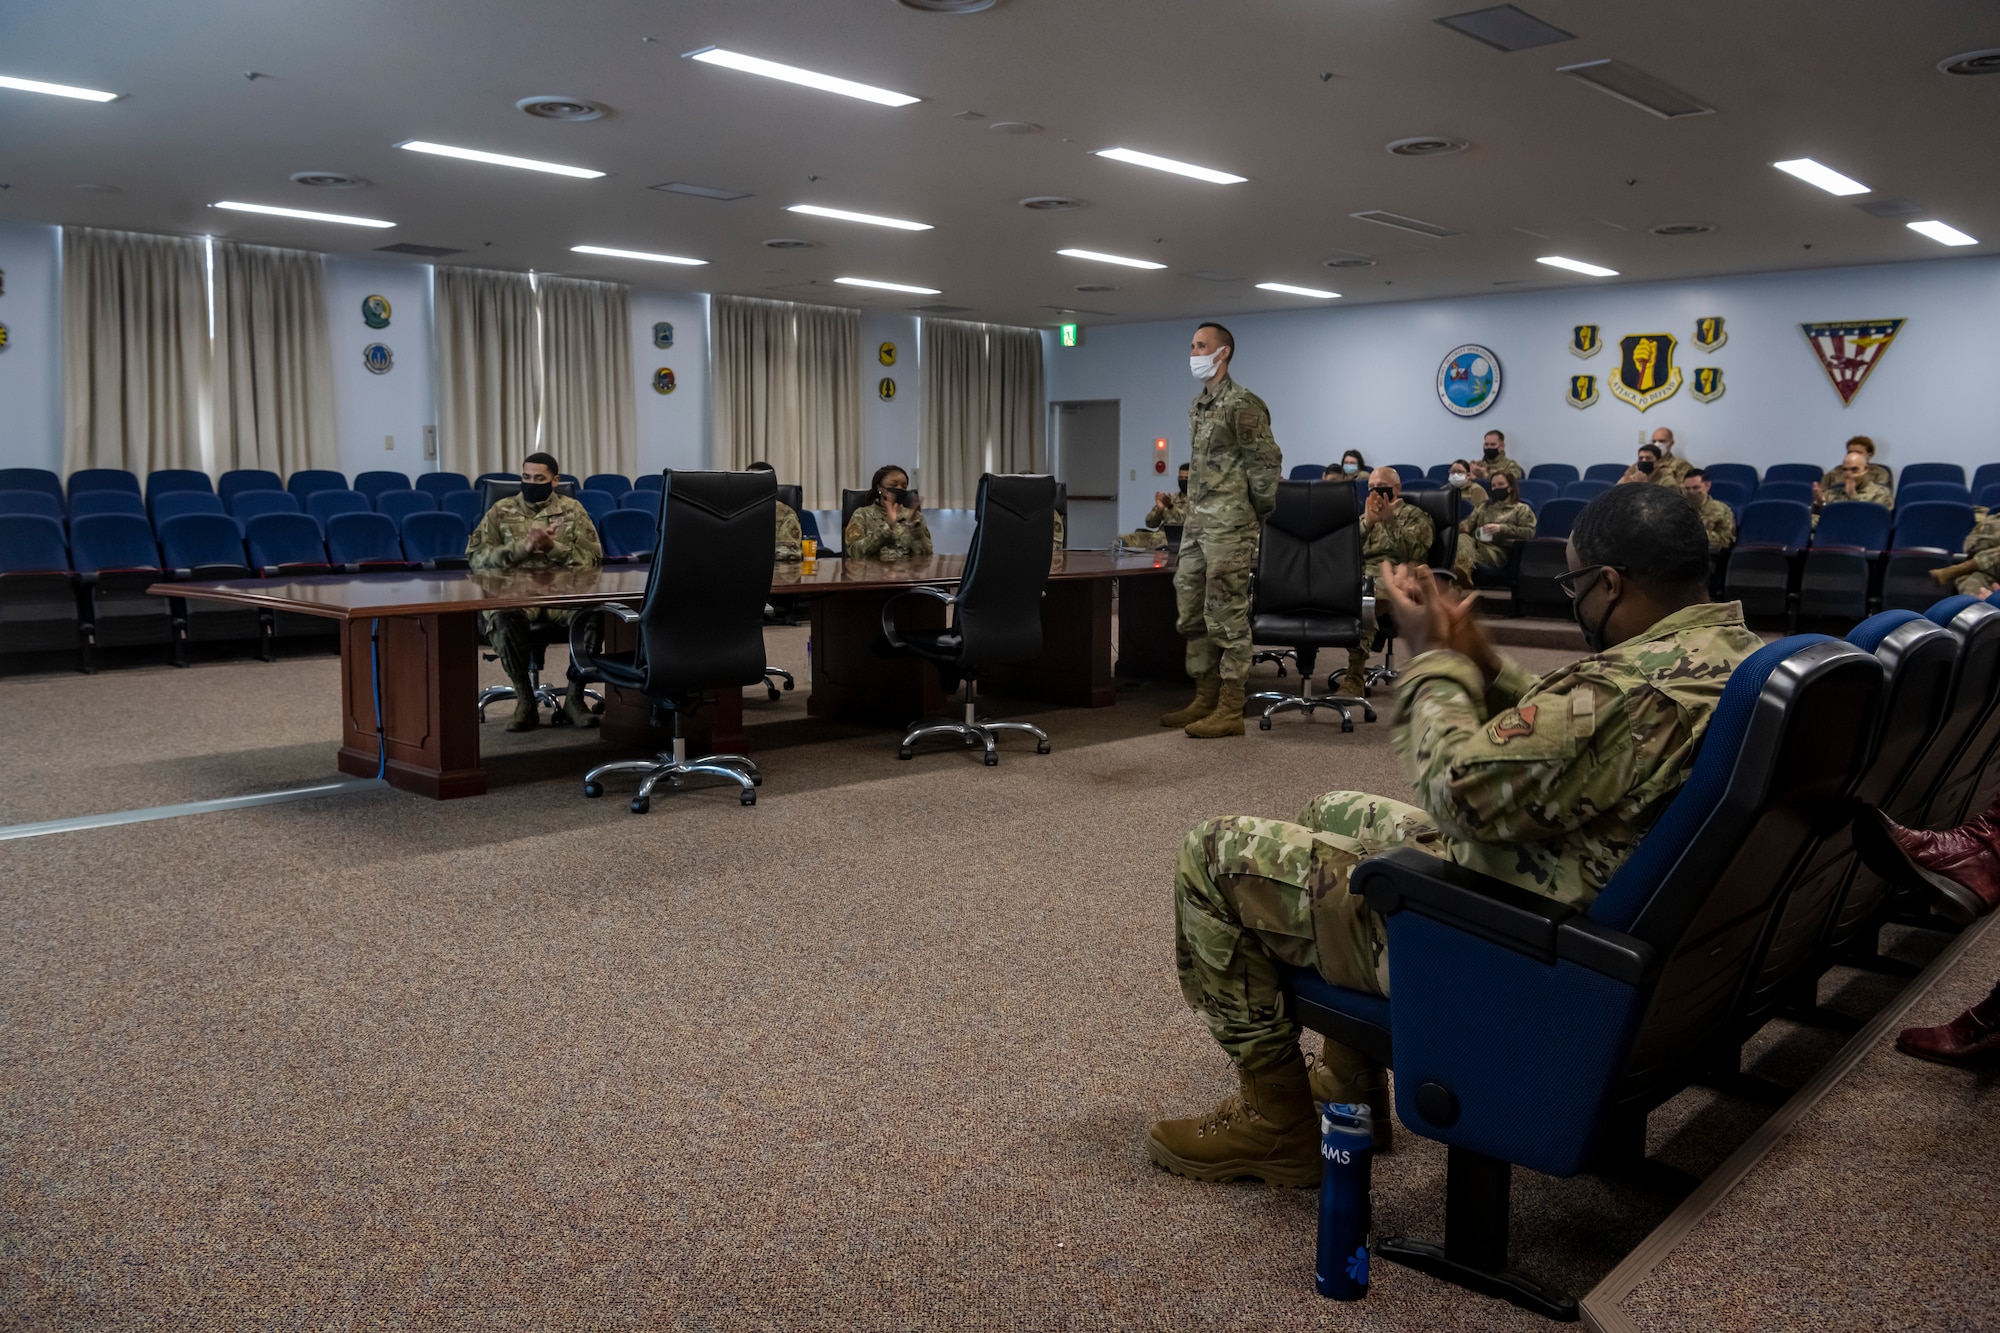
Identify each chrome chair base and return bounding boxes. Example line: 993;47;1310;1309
583;735;761;812
1249;683;1377;733
1251;648;1298;677
761;666;795;701
898;693;1050;766
477;673;603;723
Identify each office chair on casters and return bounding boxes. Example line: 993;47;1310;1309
475;621;602;723
881;473;1056;765
1246;481;1376;732
570;469;777;812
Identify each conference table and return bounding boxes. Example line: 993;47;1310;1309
154;551;1183;800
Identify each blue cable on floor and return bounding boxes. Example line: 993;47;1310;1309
369;617;386;780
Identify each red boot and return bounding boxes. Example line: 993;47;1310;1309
1896;981;2000;1068
1853;808;2000;924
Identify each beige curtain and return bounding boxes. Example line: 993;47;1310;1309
920;318;1045;507
713;295;861;509
434;266;540;478
538;275;636;479
210;240;337;476
61;226;210;475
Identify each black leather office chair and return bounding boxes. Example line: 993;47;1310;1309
880;473;1056;764
473;476;598;722
1246;481;1377;732
569;469;777;812
838;487;874;557
1366;488;1460;690
754;481;809;694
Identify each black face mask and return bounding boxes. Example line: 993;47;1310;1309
1483;446;1500;460
1491;488;1510;504
1636;459;1656;475
520;479;554;503
1177;476;1189;494
1571;571;1618;654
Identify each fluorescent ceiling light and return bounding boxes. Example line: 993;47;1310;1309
397;140;605;179
571;245;706;266
1057;248;1167;270
684;47;919;107
212;201;394;228
1772;158;1869;196
0;73;121;102
835;277;941;294
1256;282;1340;299
1536;255;1619;277
786;204;933;231
1093;147;1247;185
1908;219;1978;247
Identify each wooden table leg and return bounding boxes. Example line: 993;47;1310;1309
592;615;748;756
337;612;487;799
1115;570;1187;681
807;590;949;725
982;576;1116;707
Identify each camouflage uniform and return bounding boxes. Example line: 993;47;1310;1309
1054;510;1066;553
775;501;803;562
1821;463;1893;499
1173;600;1762;1070
1345;501;1434;682
1956;508;2000;596
1120;492;1188;550
1479;454;1525;488
1651;454;1693;488
1449;479;1490;510
843;501;934;561
1175;375;1282;683
1822;478;1893;509
466;491;604;690
1453;496;1536;578
1693;495;1736;552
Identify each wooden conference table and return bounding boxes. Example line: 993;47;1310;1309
156;551;1183;800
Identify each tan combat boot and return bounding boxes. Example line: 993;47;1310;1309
1336;647;1369;700
563;685;599;729
1160;673;1222;727
1932;559;1979;587
1147;1053;1322;1187
1184;680;1246;738
1308;1040;1394;1152
504;689;540;732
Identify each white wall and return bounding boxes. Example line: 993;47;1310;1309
321;256;436;479
630;287;710;477
1045;256;2000;532
0;220;64;475
860;311;920;490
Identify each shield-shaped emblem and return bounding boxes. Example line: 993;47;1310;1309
1565;374;1598;409
1609;333;1683;412
879;342;897;366
653;322;674;349
361;294;391;329
362;342;393;375
878;377;897;401
653;366;676;394
1694;316;1727;352
1801;319;1906;405
1570;324;1601;359
1691;366;1726;403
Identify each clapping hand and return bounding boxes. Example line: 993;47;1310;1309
522;517;561;554
1380;562;1500;681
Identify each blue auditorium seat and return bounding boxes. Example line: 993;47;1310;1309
1389;463;1424;486
1724;501;1814;619
620;489;663;518
1705;463;1759;492
305;489;372;526
68;512;171;665
1287;464;1325;481
0;515;80;663
376;490;436;526
415;471;472;502
0;468;66;511
585;473;633;496
1426;463;1455;485
1562;478;1611;501
0;490;64;520
244;513;331;574
1707;479;1752;514
576;489;615;525
443;490;488;530
633;472;664;491
1899;482;1973;508
1582;463;1626;483
1755;480;1816;508
400;511;471;569
1880;503;1979;612
67;468;141;503
1913;597;2000;830
1901;463;1966;490
151;491;227;529
1976;483;2000;512
598;508;657;562
1798;501;1894;622
230;490;302;522
69;490;146;520
1971;463;2000;498
286;469;348;500
354;470;412;502
1527;462;1578;486
325;512;413;569
218;468;284;505
144;469;213;505
1514;478;1557;511
157;513;261;659
1512;498;1588;615
1764;463;1824;486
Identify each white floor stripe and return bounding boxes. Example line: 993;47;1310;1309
0;778;391;841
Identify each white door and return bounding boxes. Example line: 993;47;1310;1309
1051;400;1120;548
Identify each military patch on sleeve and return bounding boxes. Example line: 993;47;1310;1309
1487;705;1538;744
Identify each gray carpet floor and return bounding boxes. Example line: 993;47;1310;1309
0;629;1964;1330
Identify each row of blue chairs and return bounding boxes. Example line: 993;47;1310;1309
1289;460;2000;503
0;466;669;513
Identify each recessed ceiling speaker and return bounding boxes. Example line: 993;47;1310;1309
1074;284;1116;292
1019;195;1084;210
1649;222;1715;235
1322;252;1377;268
898;0;998;11
990;121;1042;134
762;238;818;250
516;96;608;121
1385;136;1468;157
291;171;369;189
1939;48;2000;76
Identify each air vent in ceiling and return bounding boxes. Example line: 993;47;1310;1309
1073;284;1116;292
1019;195;1084;210
1649;221;1716;235
912;303;974;313
1435;5;1574;52
653;180;752;201
990;121;1042;134
1322;251;1376;268
1558;60;1714;119
291;171;368;189
1939;48;2000;76
1041;304;1116;317
74;183;121;194
517;95;607;121
376;242;465;257
899;0;997;11
762;237;818;250
1181;269;1241;282
1386;136;1468;157
1350;210;1460;238
1854;197;1925;220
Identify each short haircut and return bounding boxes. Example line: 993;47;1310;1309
1572;483;1711;590
1196;322;1235;353
746;460;775;473
523;451;560;475
1638;443;1662;459
1484;430;1505;443
1683;467;1707;481
1653;428;1676;446
1847;435;1876;456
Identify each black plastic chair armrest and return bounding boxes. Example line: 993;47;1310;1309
567;602;639;675
879;584;954;648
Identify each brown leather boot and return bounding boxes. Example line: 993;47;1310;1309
1184;680;1247;738
1308;1041;1394;1152
1931;558;1979;587
1853;808;2000;924
504;687;540;732
563;684;599;729
1161;673;1221;728
1896;981;2000;1068
1147;1053;1322;1187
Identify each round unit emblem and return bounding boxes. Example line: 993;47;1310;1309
879;342;897;366
361;294;392;329
878;377;897;401
0;322;10;353
362;342;394;374
1436;344;1501;417
653;366;677;394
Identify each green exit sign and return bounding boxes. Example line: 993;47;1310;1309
1059;323;1082;347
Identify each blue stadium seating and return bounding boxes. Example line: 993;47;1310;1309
1705;463;1759;491
376;490;436;526
0;490;64;520
633;472;664;491
1880;503;1979;612
68;468;141;502
1514;478;1558;511
1972;463;2000;498
1725;501;1814;619
1891;503;1976;552
443;490;488;530
354;470;412;501
1899;482;1973;507
0;468;66;511
1977;483;2000;512
69;490;146;520
1764;463;1824;486
1426;463;1455;485
1583;463;1627;483
68;512;171;664
1755;481;1816;508
151;491;227;528
1287;464;1325;481
584;473;634;496
1707;479;1752;513
598;508;657;561
1901;463;1966;489
144;469;213;505
415;471;472;502
620;490;663;518
400;511;472;568
305;489;372;526
576;489;615;525
218;468;284;505
0;515;79;661
157;513;259;657
1512;499;1588;614
1389;463;1424;485
1562;479;1612;502
244;513;331;573
286;469;348;499
325;512;412;569
1527;462;1578;486
1799;503;1895;622
230;490;302;522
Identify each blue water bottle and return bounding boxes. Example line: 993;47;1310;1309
1315;1101;1374;1300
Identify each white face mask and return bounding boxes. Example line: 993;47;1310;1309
1449;471;1467;486
1189;349;1224;381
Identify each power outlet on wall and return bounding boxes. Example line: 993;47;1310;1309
423;425;437;460
384;434;395;451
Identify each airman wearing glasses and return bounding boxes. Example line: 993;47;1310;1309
1336;468;1434;697
1146;484;1760;1188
